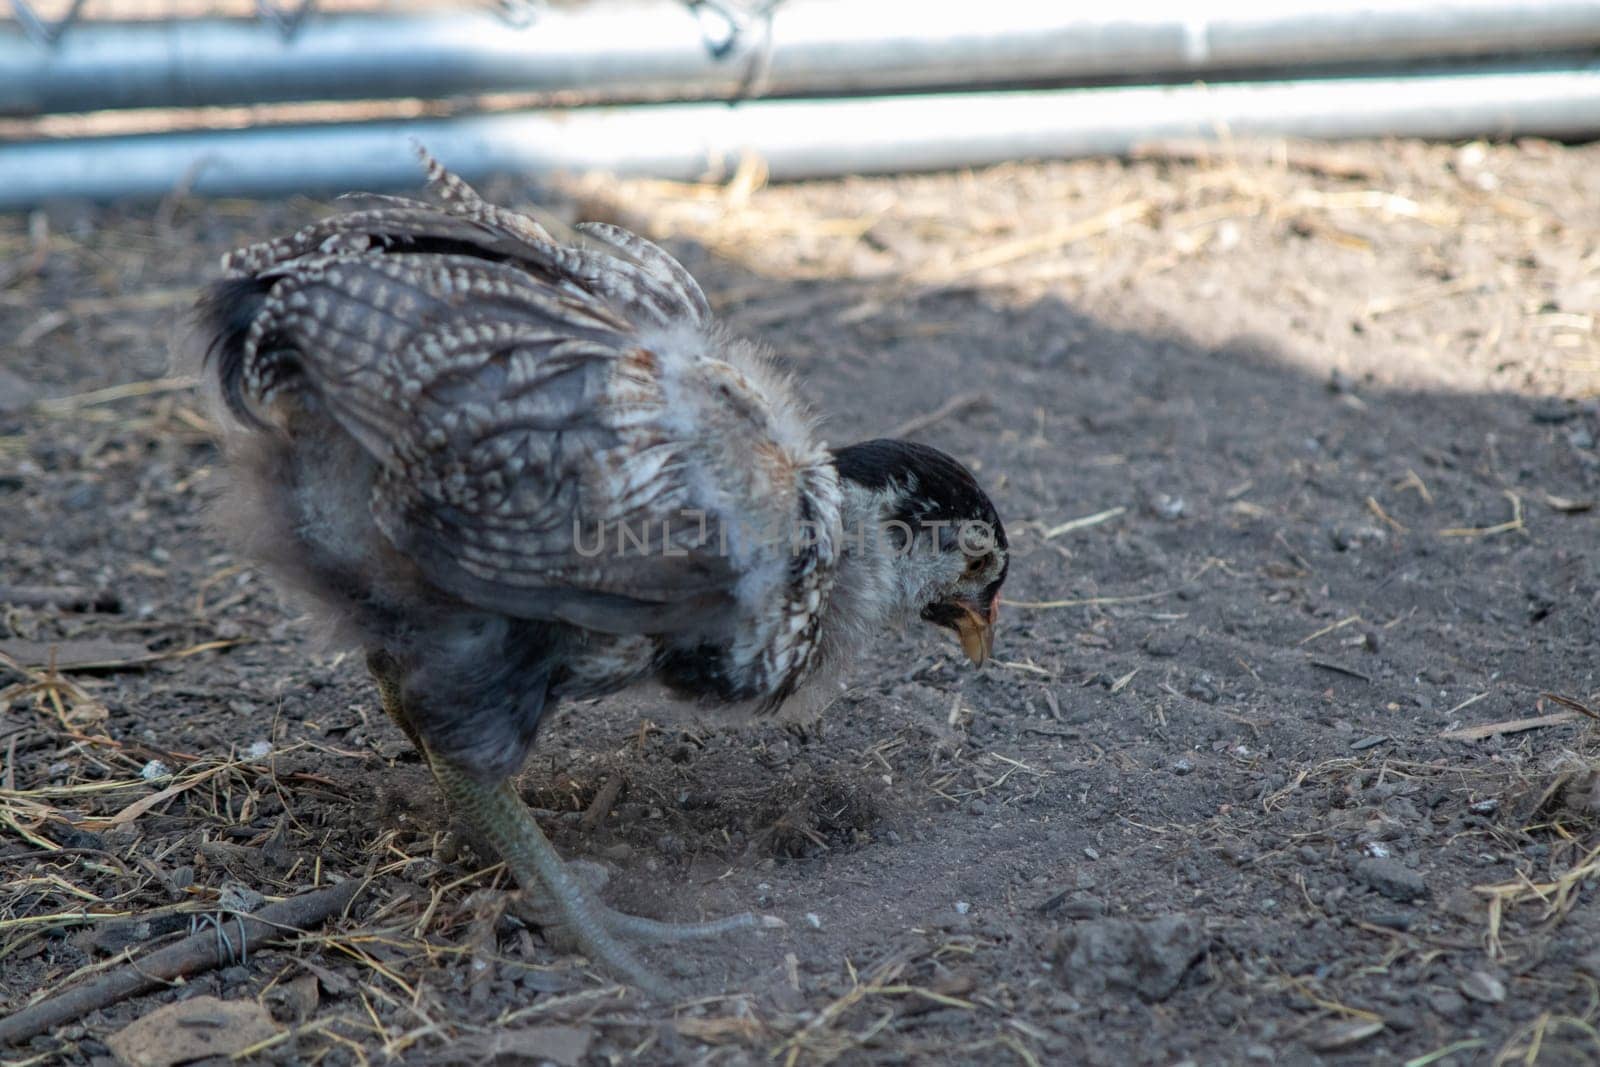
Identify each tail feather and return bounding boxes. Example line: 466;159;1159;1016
195;274;274;428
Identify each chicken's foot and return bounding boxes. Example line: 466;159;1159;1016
432;758;779;999
368;648;779;997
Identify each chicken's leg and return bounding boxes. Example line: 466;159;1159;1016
367;649;777;998
434;761;783;997
366;649;427;756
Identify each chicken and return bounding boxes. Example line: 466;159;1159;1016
195;155;1008;996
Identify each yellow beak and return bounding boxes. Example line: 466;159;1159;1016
954;600;997;666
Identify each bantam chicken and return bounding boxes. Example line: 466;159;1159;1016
195;155;1007;996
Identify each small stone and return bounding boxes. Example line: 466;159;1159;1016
1052;914;1206;1002
1428;990;1469;1019
0;369;40;415
1311;1019;1384;1051
1384;1005;1419;1032
804;913;822;930
954;901;970;915
1150;494;1186;520
1532;399;1576;423
140;760;171;781
1460;970;1506;1004
1354;857;1427;901
1171;757;1194;775
1142;633;1182;658
1083;847;1100;860
1351;734;1388;751
1061;895;1105;920
1329;524;1387;552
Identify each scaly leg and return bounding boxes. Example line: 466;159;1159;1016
366;648;779;998
366;649;426;756
368;649;473;862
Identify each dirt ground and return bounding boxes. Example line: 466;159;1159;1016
4;138;1600;1066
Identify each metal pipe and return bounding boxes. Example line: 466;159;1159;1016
3;0;1600;115
1;59;1596;208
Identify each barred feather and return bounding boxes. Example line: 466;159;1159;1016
197;157;843;775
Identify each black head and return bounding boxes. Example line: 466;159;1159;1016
833;438;1008;664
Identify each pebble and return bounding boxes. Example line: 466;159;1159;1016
1061;895;1105;919
1151;494;1187;520
1142;633;1182;658
0;369;40;414
1460;970;1507;1004
1311;1019;1384;1051
1384;1005;1419;1031
1053;914;1205;1001
1428;990;1470;1019
1353;857;1428;901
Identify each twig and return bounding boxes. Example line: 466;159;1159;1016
1394;469;1432;504
1364;275;1483;319
1043;506;1125;540
1439;491;1524;538
1008;559;1220;611
1366;496;1406;534
1298;615;1361;646
888;392;991;439
1440;712;1580;742
1004;589;1172;611
0;878;364;1047
1308;660;1371;683
1541;692;1600;720
578;773;624;834
914;198;1152;281
33;375;197;414
1445;692;1490;717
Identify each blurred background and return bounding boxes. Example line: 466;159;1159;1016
2;0;1600;203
